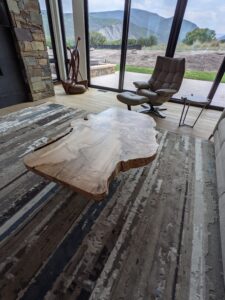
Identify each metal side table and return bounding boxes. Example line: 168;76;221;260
179;95;211;128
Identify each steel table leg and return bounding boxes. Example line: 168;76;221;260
191;105;207;128
179;100;186;126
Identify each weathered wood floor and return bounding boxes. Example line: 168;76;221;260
0;102;224;300
0;85;222;140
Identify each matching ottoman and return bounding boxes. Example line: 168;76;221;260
117;91;149;110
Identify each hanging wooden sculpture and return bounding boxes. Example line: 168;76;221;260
62;37;88;95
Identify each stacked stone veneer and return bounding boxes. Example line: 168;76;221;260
6;0;55;101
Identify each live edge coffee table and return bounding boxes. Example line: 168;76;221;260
24;108;158;200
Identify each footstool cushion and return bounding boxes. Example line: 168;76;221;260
117;92;149;106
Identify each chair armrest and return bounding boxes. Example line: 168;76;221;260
133;81;150;89
156;89;177;96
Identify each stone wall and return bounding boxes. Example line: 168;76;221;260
6;0;55;101
90;64;116;78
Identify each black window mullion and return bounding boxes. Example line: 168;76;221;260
207;57;225;101
166;0;188;58
84;0;91;86
57;0;68;77
45;0;60;81
118;0;131;91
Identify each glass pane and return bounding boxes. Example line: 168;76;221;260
38;0;57;80
61;0;75;47
211;75;225;107
174;0;225;107
88;0;125;89
124;0;177;90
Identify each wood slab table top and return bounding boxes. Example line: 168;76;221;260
24;108;158;200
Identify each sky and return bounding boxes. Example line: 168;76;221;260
39;0;225;35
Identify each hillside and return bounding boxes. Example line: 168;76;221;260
41;8;198;43
90;9;198;42
218;35;225;41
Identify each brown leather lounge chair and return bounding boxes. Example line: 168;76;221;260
117;56;185;118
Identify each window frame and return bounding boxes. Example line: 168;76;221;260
81;0;224;111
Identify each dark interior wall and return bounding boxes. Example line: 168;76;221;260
0;0;28;108
4;0;55;102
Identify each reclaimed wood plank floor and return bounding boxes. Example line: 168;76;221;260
0;85;222;140
0;101;224;299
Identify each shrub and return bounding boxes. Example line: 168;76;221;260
128;38;137;46
66;38;76;48
45;36;52;48
183;28;216;45
89;31;106;47
137;35;158;47
105;39;122;45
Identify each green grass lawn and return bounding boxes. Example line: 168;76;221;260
116;65;225;83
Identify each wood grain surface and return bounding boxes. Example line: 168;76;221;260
24;108;158;200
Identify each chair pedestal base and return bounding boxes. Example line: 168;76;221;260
127;104;166;118
139;105;166;118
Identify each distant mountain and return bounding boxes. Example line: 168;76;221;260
41;10;50;36
218;35;225;41
40;11;75;41
41;8;198;43
90;9;197;42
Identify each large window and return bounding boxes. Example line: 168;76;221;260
124;0;177;90
174;0;225;107
87;0;125;89
60;0;75;47
38;0;59;80
84;0;225;109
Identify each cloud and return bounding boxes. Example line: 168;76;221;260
88;0;225;34
39;0;225;35
88;0;177;17
184;1;225;34
89;0;125;12
38;0;46;10
61;0;73;13
39;0;73;13
131;0;177;18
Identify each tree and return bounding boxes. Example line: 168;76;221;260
45;36;52;48
183;28;216;45
128;38;137;46
105;39;121;46
137;35;157;47
89;31;106;47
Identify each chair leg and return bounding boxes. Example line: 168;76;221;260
138;104;152;114
156;106;167;111
139;104;166;118
208;134;213;141
141;104;149;109
150;106;166;118
141;104;167;112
